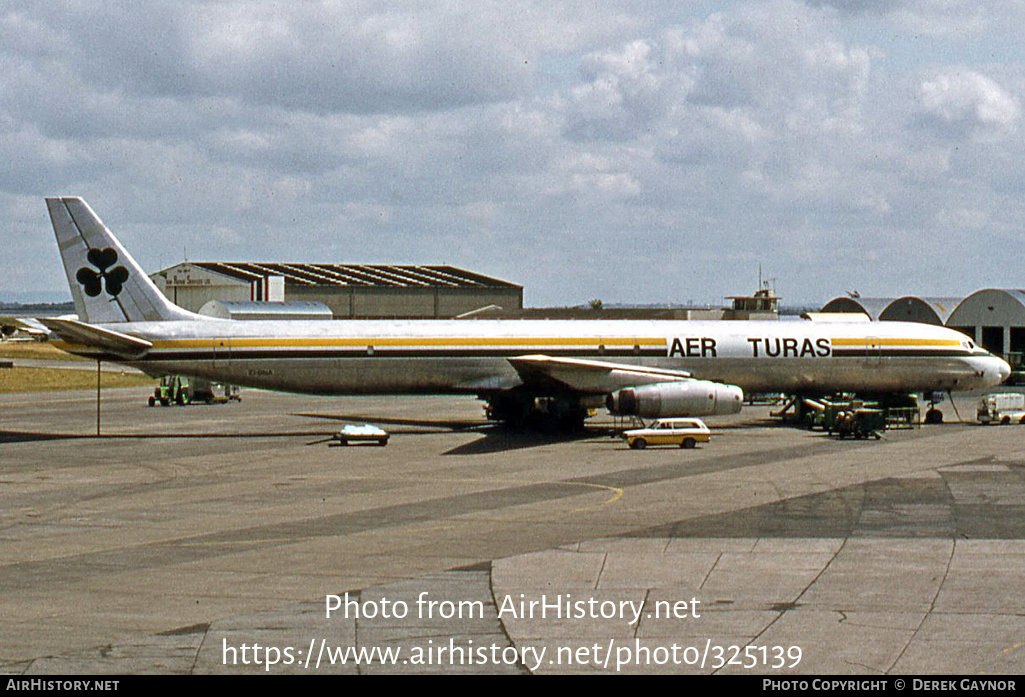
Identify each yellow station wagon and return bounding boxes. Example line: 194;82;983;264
622;418;711;449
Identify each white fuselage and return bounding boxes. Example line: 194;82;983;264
55;318;1011;396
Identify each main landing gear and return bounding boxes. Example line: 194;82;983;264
483;391;589;432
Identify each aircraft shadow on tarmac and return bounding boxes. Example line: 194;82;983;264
0;430;90;444
293;412;610;455
0;429;337;443
0;414;818;448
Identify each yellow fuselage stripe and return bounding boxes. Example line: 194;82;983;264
150;336;669;349
830;338;961;347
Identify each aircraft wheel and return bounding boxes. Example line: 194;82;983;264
924;408;943;424
557;409;588;433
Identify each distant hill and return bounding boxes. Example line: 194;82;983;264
0;301;76;317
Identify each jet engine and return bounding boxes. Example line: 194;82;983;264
606;380;743;418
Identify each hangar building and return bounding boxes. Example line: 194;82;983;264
946;289;1025;358
879;297;962;325
821;290;1025;365
151;262;523;319
819;297;895;321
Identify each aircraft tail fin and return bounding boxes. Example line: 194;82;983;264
46;197;199;323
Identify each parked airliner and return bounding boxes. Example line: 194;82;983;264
37;198;1010;429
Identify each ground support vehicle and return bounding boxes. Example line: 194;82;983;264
191;377;241;404
803;394;916;436
147;375;239;406
329;424;390;446
148;375;190;406
977;392;1025;425
622;418;710;450
833;408;885;440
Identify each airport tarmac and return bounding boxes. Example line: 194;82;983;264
1;386;1024;674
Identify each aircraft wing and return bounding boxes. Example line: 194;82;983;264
37;318;152;359
507;354;692;394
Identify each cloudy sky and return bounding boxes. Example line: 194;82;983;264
2;0;1024;306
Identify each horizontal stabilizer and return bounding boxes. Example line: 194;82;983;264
37;318;152;359
508;354;692;393
0;316;50;336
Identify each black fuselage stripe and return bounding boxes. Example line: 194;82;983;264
831;349;974;358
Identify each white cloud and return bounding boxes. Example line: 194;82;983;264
918;70;1021;138
3;1;1025;303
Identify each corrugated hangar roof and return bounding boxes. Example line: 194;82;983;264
879;296;964;325
947;288;1025;326
188;262;520;289
820;297;895;321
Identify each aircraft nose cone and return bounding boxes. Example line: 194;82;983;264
998;358;1011;383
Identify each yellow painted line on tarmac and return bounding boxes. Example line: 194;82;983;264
569;483;624;513
1001;641;1024;656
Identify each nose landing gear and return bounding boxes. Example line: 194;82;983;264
924;390;961;424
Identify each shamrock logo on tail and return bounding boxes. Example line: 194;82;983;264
77;248;129;298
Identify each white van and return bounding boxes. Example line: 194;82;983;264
977;393;1025;425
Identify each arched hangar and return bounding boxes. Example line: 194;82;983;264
878;297;962;325
819;297;895;321
946;289;1025;358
